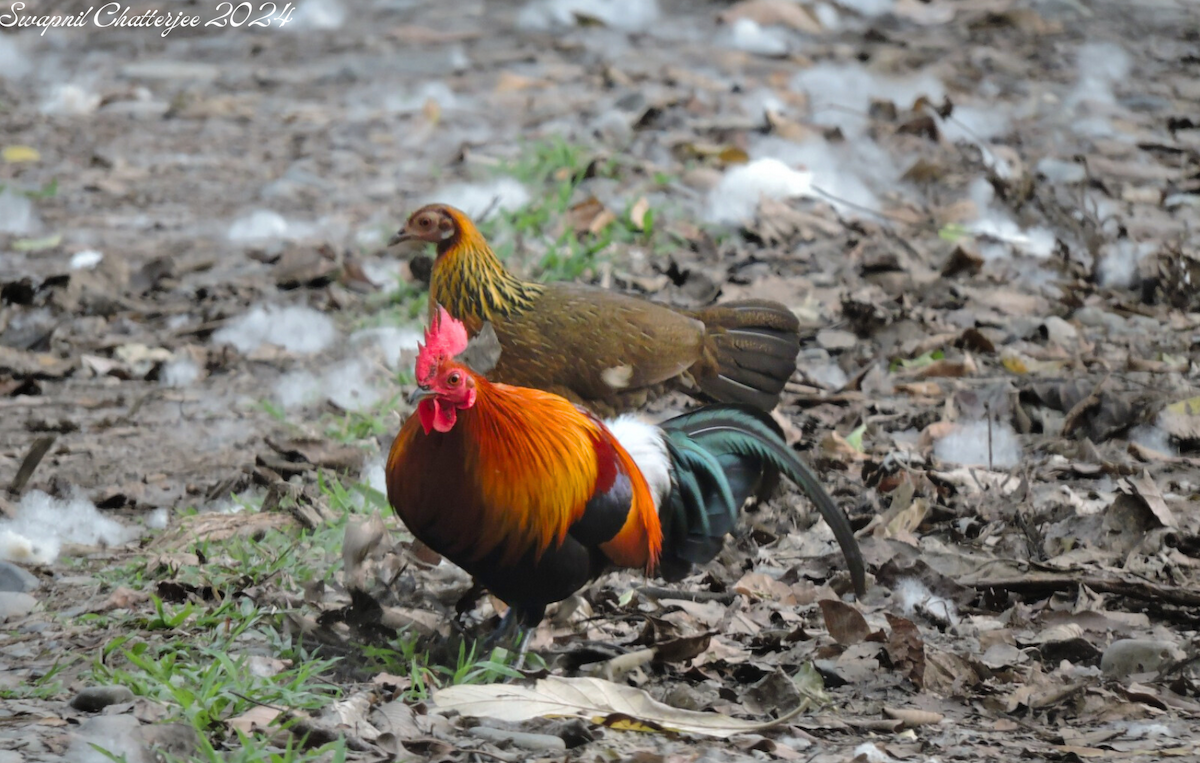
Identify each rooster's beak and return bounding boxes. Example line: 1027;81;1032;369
387;230;413;247
408;385;435;405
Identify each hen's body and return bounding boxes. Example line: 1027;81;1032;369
394;204;802;414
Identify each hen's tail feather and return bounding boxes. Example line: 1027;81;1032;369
655;405;866;595
690;301;802;411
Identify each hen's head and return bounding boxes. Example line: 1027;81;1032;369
412;307;477;434
388;204;479;256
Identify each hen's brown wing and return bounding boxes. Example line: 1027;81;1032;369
487;282;706;403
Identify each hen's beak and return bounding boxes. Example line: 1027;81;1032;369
387;230;413;247
408;385;435;405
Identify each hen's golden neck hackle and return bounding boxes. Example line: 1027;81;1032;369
402;204;542;329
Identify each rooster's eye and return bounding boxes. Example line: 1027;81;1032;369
448;372;461;385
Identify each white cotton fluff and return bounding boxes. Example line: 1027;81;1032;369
967;178;1055;259
706;158;813;225
0;491;137;565
287;0;345;30
0;36;31;80
350;326;424;370
751;135;893;217
1124;723;1173;740
274;370;323;409
0;189;38;235
834;0;895;16
852;743;897;763
70;250;104;270
607;415;671;508
353;455;389;509
728;18;789;56
322;359;382;412
213;305;338;355
1037;157;1087;184
228;210;290;242
41;84;101;116
792;62;944;136
933;419;1021;470
160;358;201;388
1067;41;1131;111
896;577;959;625
145;508;170;530
1096;240;1157;289
66;716;147;763
275;359;385;412
1129;422;1176;457
428;178;531;221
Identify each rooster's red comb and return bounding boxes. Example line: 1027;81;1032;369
415;306;469;384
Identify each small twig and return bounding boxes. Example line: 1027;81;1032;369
1061;373;1110;438
9;435;57;494
636;586;736;604
808;184;901;225
965;574;1200;608
478;195;502;222
229;691;288;713
985;401;994;471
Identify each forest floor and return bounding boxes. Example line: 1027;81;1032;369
1;0;1199;761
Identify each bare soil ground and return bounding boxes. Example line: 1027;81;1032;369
1;0;1199;761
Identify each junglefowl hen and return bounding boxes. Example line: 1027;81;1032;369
388;204;802;414
386;308;865;651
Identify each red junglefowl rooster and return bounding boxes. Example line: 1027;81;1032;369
388;204;802;415
386;308;865;658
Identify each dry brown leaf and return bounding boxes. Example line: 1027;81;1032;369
495;71;544;93
882;707;944;726
227;706;283;735
97;586;149;611
371;698;424;743
654;633;714;663
880;497;929;542
894;381;943;397
918;420;958;451
1;346;74;378
322;690;379;735
817;599;870;645
371;672;412;690
387;25;481;44
908;353;977;379
765;108;819;141
1124;473;1176;529
629;197;651;231
568;196;607;234
733;572;795;602
1160;396;1200;441
1128;441;1200;466
884;614;925;688
433;676;805;738
421;97;441;126
818;431;869;462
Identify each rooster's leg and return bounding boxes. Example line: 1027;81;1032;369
481;608;533;676
482;606;519;652
511;629;531;673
